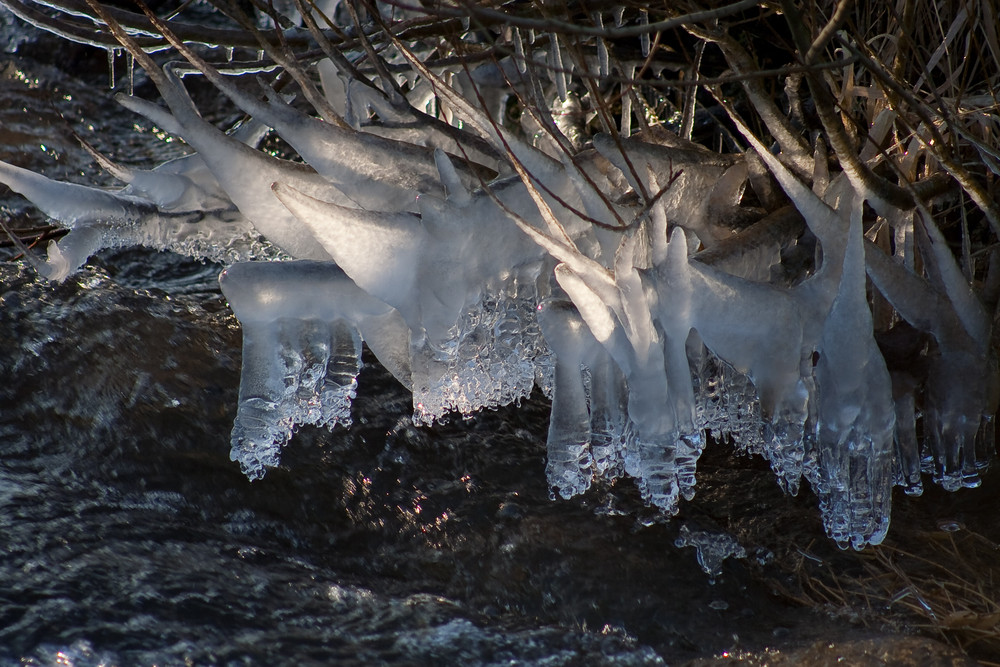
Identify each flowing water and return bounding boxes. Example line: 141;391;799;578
0;17;986;666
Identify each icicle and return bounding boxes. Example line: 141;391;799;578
591;12;609;78
675;431;705;501
547;250;684;515
127;52;134;96
553;93;584;149
630;434;681;515
219;261;407;479
892;389;923;495
537;300;596;500
433;149;471;205
868;209;995;494
587;345;629;482
976;414;997;474
923;346;990;491
638;10;650;57
550;33;567;102
811;195;895;549
513;28;527;73
891;209;914;269
620;70;633;137
107;47;117;89
317;59;348;120
406;276;547;425
915;210;990;350
225;310;363;480
692;349;768;459
660;229;811;488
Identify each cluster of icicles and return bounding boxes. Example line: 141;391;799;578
1;14;996;550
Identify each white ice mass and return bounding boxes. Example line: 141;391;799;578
2;0;997;550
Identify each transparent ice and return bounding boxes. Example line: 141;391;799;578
675;525;748;579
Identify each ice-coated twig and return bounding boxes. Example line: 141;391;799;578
134;4;488;213
0;156;259;280
591;131;743;247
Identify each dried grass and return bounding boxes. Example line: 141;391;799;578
786;526;1000;665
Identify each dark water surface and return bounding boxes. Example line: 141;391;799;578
0;21;986;666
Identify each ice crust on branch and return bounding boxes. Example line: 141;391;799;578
0;143;271;281
2;0;996;550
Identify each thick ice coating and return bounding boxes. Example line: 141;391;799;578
0;153;263;281
809;196;895;548
3;0;995;552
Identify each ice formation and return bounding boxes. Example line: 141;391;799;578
675;525;748;579
2;0;997;550
0;125;270;280
219;260;412;478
